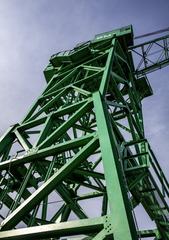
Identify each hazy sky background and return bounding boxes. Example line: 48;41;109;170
0;0;169;234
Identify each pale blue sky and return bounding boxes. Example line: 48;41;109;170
0;0;168;233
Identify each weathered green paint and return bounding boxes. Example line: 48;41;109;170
93;91;137;239
0;25;168;239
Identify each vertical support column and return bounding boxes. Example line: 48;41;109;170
93;91;137;240
99;38;116;96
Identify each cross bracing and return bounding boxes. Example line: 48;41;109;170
0;25;168;240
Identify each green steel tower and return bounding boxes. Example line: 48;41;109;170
0;25;169;240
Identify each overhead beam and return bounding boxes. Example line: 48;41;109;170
0;133;95;170
0;217;104;240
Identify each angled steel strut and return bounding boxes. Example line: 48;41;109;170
0;25;168;240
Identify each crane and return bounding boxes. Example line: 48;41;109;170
0;25;168;240
131;32;169;76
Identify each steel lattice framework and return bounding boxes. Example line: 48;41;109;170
0;25;168;240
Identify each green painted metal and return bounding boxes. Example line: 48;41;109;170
0;25;169;239
129;34;169;76
0;217;104;240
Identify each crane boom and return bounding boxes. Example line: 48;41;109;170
134;26;169;39
129;34;169;76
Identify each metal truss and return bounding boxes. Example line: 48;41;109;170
129;34;169;76
0;25;168;240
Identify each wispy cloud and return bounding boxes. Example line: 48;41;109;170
0;0;168;228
